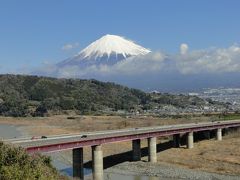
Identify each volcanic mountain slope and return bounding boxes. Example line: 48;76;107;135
57;34;151;67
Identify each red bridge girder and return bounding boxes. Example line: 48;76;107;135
25;121;240;153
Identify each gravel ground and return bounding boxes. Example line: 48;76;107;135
105;161;240;180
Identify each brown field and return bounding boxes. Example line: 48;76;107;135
153;131;240;175
0;114;218;135
0;115;239;175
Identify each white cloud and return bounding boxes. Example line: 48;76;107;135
32;43;240;91
61;42;79;51
176;45;240;74
180;43;189;55
30;43;240;91
50;51;167;78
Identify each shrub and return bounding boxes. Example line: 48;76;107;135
0;142;65;180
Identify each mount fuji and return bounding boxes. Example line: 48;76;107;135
57;34;151;67
33;34;240;92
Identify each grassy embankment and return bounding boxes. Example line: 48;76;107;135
221;113;240;120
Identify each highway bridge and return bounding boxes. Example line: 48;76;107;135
5;120;240;180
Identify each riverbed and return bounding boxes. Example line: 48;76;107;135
1;123;239;180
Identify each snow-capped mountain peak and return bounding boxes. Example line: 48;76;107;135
80;34;151;59
58;34;151;67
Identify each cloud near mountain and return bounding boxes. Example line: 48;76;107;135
61;42;79;51
34;34;240;91
176;45;240;74
38;44;240;76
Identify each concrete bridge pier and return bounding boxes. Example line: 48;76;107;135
148;137;157;163
73;148;84;180
92;145;103;180
132;139;141;161
173;134;180;148
216;128;222;141
187;132;194;149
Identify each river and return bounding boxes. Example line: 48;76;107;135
0;124;22;139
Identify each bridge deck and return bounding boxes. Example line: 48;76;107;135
5;120;240;153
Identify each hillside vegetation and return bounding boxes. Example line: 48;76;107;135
0;142;65;180
0;74;225;117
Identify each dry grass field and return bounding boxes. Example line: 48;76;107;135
0;114;218;135
152;131;240;175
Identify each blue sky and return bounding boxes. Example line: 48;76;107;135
0;0;240;73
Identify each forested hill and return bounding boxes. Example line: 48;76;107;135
0;74;225;117
0;74;148;116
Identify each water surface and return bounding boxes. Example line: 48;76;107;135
0;124;22;139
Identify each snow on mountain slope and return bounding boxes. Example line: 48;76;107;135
58;34;151;67
80;34;151;59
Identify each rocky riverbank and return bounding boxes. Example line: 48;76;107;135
105;161;240;180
